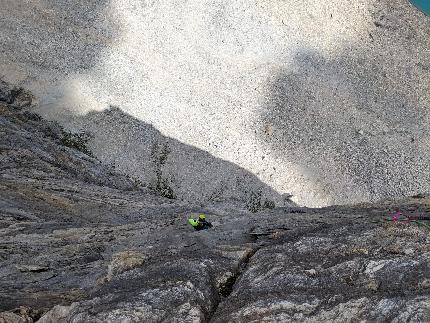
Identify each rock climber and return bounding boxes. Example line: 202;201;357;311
188;214;213;231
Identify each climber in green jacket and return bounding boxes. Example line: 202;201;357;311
188;214;213;231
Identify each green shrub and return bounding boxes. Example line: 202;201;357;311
246;190;276;213
149;142;176;199
60;130;93;157
263;199;276;210
246;190;262;213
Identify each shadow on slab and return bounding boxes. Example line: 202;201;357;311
67;106;292;210
258;0;430;205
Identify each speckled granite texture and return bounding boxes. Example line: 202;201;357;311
1;90;430;322
1;0;429;206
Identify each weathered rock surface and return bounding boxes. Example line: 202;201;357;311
1;83;430;322
1;1;430;207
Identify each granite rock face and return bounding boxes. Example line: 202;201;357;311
1;84;430;322
1;1;429;206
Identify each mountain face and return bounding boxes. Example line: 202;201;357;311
1;1;430;321
1;0;430;207
1;82;430;322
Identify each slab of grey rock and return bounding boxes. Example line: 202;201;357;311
1;0;429;206
1;76;430;322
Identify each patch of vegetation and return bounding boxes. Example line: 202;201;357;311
149;142;176;199
246;190;262;213
129;176;143;191
150;176;176;199
29;114;94;157
60;130;94;157
263;199;276;209
246;189;276;213
19;111;42;122
11;106;94;158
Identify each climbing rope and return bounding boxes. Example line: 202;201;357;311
388;211;430;231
